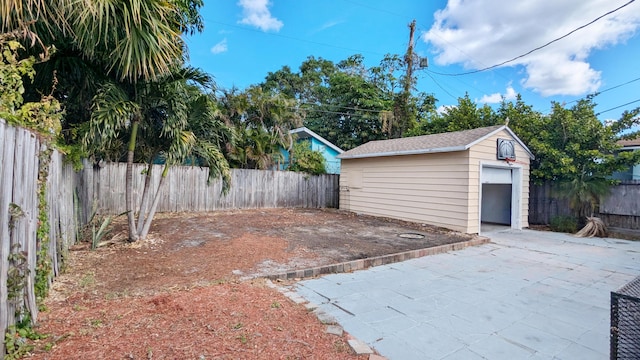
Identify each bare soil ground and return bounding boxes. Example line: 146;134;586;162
27;208;474;359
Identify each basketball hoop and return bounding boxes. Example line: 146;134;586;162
504;157;516;165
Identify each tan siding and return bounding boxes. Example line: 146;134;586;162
340;152;473;233
340;129;532;233
354;187;471;201
469;129;531;229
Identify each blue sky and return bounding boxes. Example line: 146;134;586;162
185;0;640;123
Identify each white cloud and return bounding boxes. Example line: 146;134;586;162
477;85;518;104
422;0;640;97
437;105;454;114
237;0;283;32
211;39;228;54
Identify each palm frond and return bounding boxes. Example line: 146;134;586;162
192;139;231;194
67;0;184;81
84;81;139;153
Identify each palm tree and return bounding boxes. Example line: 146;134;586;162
2;0;186;82
246;127;285;170
558;171;611;218
3;1;209;242
3;0;196;143
84;67;231;241
557;170;612;237
218;86;302;169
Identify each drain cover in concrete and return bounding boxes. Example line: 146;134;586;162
398;233;425;239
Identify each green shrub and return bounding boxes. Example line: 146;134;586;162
288;140;326;175
549;215;578;233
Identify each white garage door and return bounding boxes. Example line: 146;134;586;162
482;167;512;184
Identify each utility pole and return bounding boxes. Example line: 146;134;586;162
387;20;419;139
404;20;416;96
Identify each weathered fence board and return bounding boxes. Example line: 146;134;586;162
0;121;42;357
600;180;640;216
528;182;572;225
529;180;640;229
47;152;78;277
0;120;15;357
0;121;80;358
82;163;339;216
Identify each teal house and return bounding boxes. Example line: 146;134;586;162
614;138;640;180
282;127;344;174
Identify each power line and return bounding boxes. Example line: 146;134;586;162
299;101;386;114
422;71;458;101
429;0;636;76
546;75;640;112
596;98;640;116
592;76;640;97
416;24;531;102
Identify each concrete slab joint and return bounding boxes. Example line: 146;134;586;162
293;229;640;360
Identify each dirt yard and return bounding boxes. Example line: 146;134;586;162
27;208;475;359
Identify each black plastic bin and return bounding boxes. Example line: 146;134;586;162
611;275;640;359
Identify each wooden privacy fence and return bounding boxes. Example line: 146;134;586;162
528;182;572;224
0;120;77;356
529;180;640;229
0;121;39;353
0;120;339;358
79;162;339;219
599;180;640;230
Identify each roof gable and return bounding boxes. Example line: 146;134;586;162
338;125;534;160
289;127;344;154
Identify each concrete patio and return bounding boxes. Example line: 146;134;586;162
292;228;640;359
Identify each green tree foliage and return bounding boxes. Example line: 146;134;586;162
217;86;302;169
288;140;326;175
262;54;437;150
2;1;221;242
0;35;62;139
505;98;640;183
409;93;640;187
3;0;205;144
410;91;640;219
83;67;230;241
2;0;196;81
410;93;500;135
506;98;640;220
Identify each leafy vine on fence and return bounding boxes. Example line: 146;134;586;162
35;147;53;308
2;31;63;357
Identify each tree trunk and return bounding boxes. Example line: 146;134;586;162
136;160;154;235
139;164;169;240
126;120;140;242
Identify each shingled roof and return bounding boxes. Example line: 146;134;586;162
617;138;640;147
338;125;534;160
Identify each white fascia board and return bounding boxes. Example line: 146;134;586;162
338;145;467;159
290;127;344;153
504;127;535;160
465;125;535;160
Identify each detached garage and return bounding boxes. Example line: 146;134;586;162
337;125;534;234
